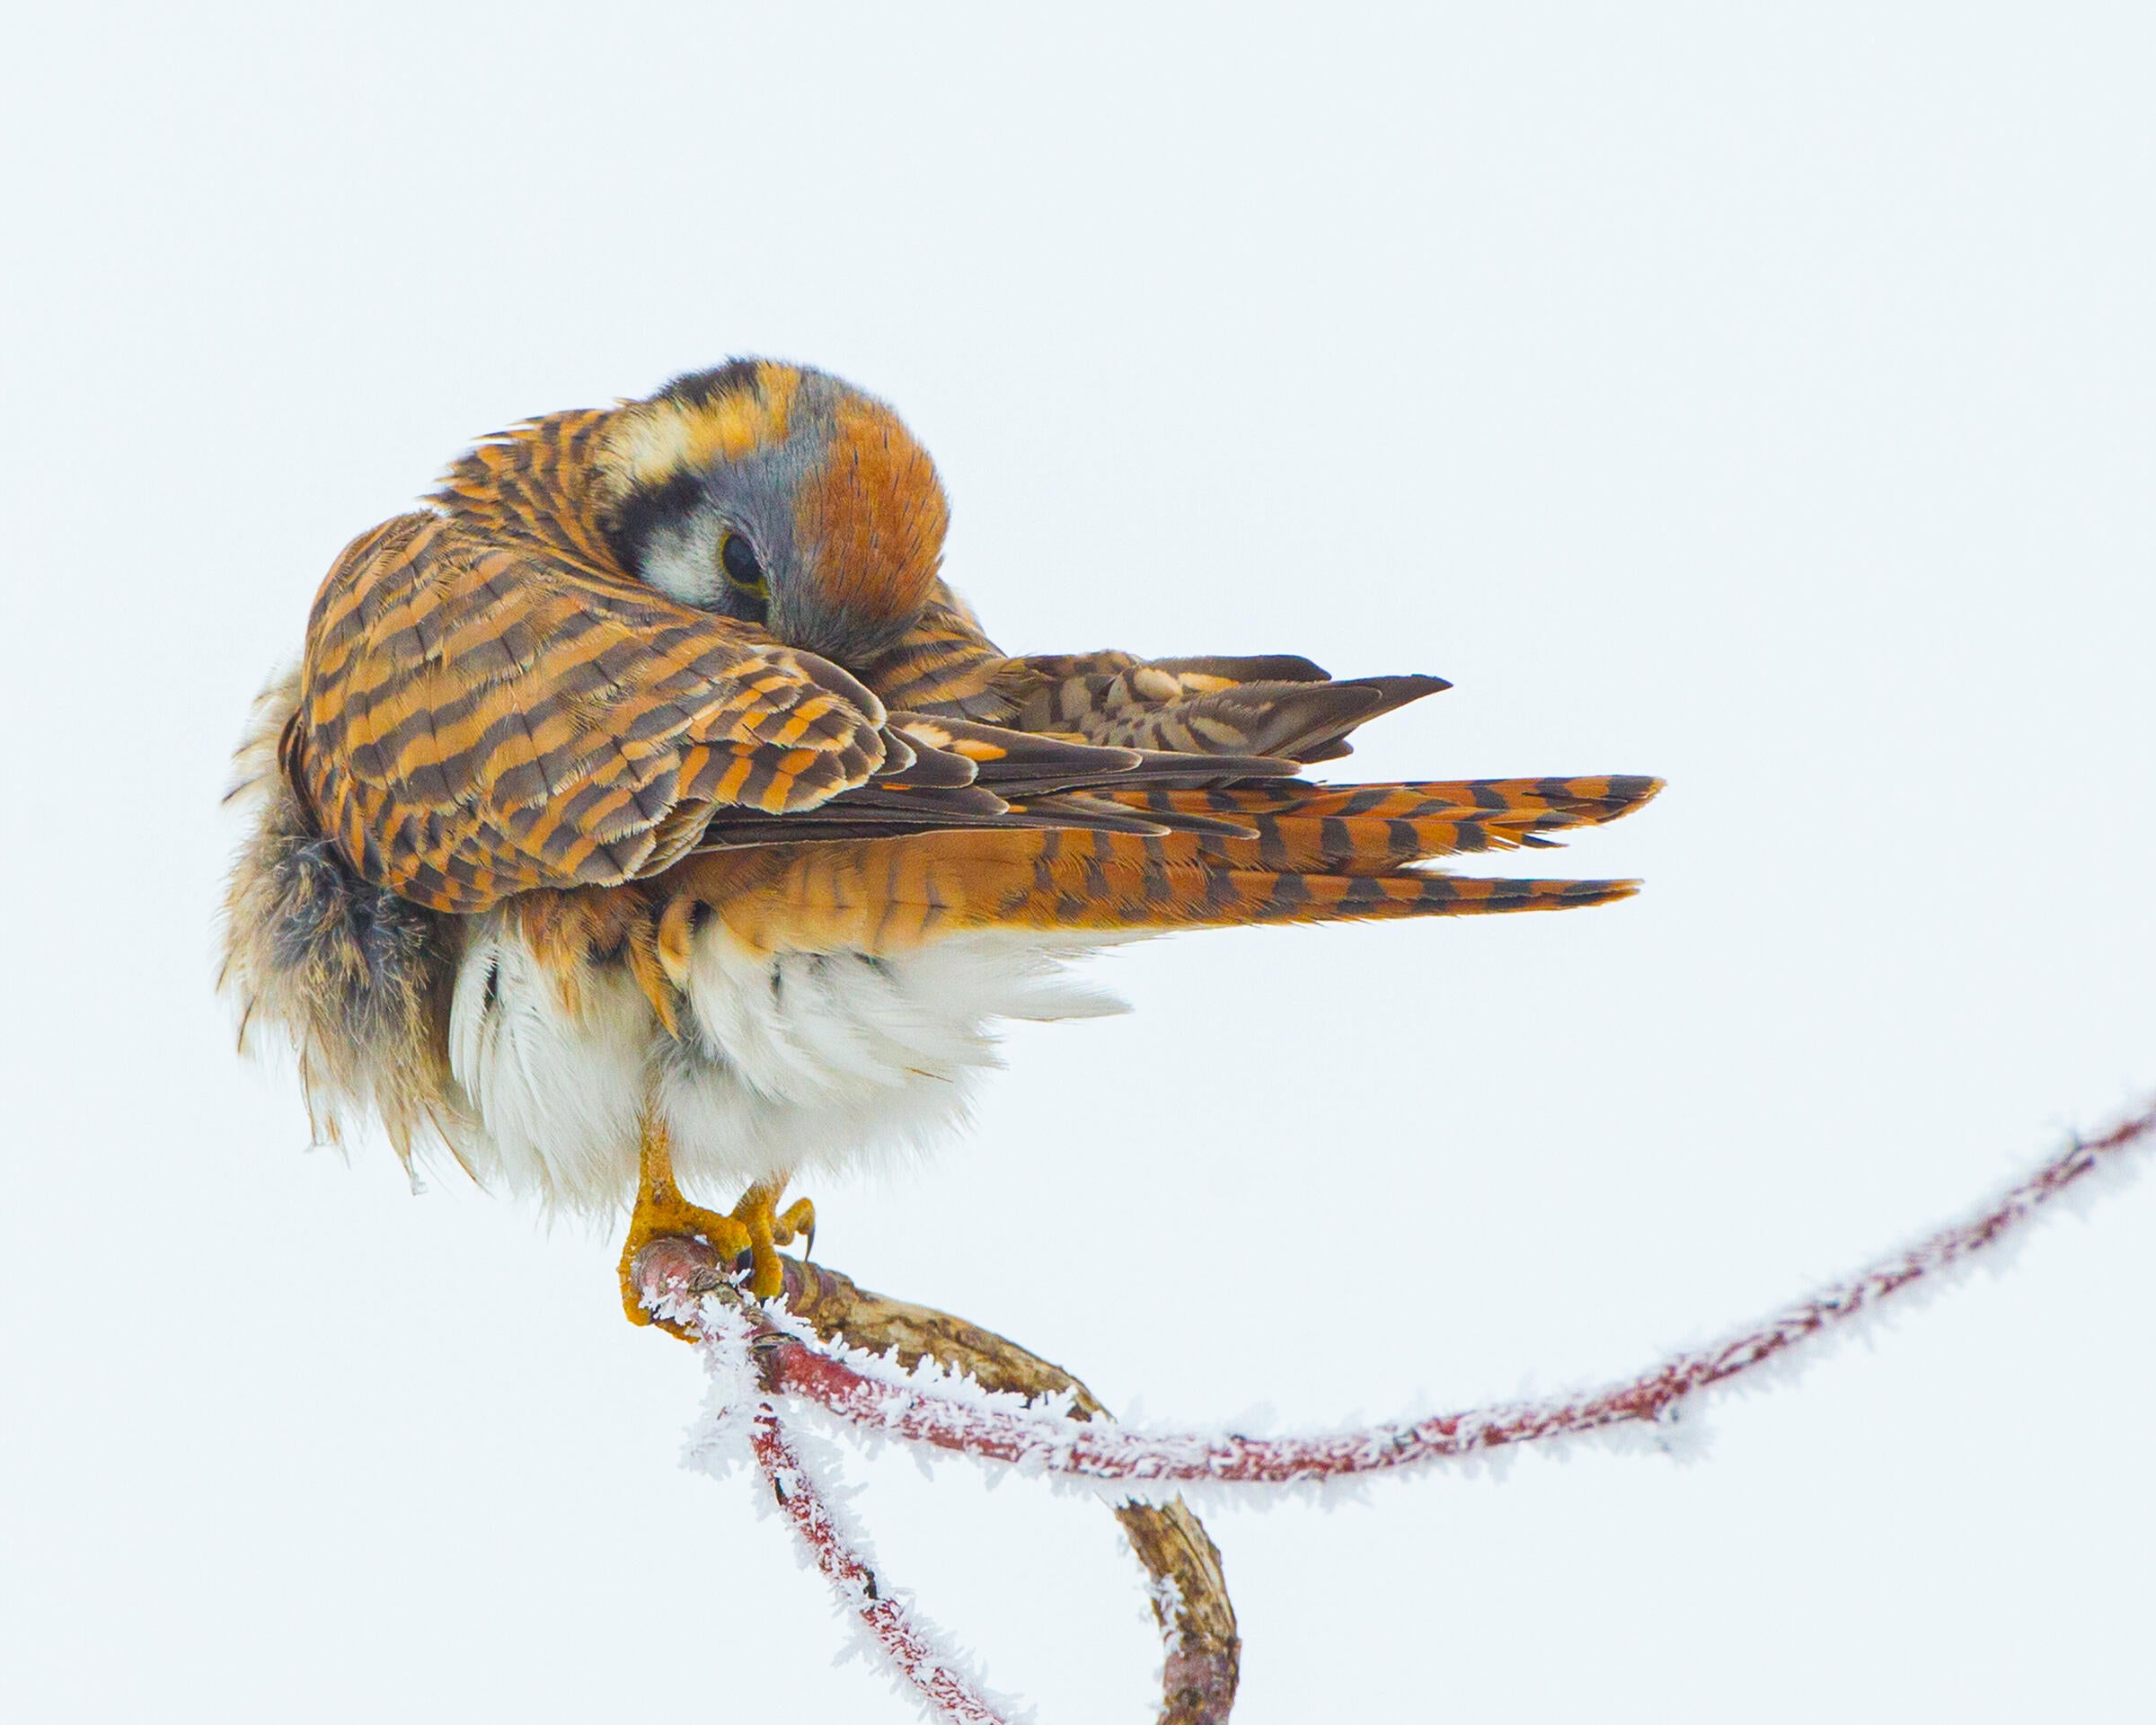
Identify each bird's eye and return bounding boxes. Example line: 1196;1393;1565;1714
720;532;767;598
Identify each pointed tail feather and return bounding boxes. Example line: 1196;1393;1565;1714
1099;774;1663;875
678;818;1648;955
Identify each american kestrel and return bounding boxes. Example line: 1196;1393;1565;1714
220;360;1658;1325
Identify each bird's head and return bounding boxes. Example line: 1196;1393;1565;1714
594;359;949;663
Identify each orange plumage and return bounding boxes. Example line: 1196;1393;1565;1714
220;359;1659;1311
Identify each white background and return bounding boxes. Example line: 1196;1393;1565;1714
4;5;2152;1721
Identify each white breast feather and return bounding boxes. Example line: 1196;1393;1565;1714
446;916;649;1208
446;918;1127;1214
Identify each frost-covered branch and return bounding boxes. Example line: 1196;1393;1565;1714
665;1282;1027;1723
764;1103;2155;1488
638;1097;2153;1720
753;1411;1022;1725
639;1239;1239;1724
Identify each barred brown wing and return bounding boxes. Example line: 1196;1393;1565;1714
295;510;889;913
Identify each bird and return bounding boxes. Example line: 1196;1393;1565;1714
219;358;1659;1329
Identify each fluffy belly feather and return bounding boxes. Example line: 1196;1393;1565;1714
446;916;1123;1214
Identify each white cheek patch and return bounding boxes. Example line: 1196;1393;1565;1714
638;514;725;609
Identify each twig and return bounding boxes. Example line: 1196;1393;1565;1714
751;1408;1020;1725
638;1240;1240;1724
640;1095;2154;1719
660;1100;2156;1491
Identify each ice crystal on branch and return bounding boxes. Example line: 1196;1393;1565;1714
640;1098;2154;1723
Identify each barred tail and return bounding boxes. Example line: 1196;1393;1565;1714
1099;774;1664;875
676;774;1660;952
961;824;1644;933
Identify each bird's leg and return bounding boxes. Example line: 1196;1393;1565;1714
730;1179;817;1300
618;1118;822;1325
618;1115;752;1331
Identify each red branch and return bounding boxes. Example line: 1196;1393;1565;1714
646;1097;2154;1721
738;1101;2156;1488
748;1409;1017;1725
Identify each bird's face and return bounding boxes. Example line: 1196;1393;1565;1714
595;360;949;664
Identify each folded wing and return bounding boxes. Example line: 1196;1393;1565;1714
300;522;1658;930
296;511;894;913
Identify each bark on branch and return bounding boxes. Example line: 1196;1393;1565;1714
636;1239;1239;1725
637;1095;2156;1721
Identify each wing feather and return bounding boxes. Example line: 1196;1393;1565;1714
296;511;889;912
993;650;1451;761
293;415;1654;933
856;609;1454;766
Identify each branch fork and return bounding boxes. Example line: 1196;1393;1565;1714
636;1099;2156;1723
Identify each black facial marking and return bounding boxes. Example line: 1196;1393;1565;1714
600;469;702;581
658;358;764;411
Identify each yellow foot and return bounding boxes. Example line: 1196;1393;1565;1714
617;1175;752;1332
617;1158;820;1328
732;1181;817;1300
